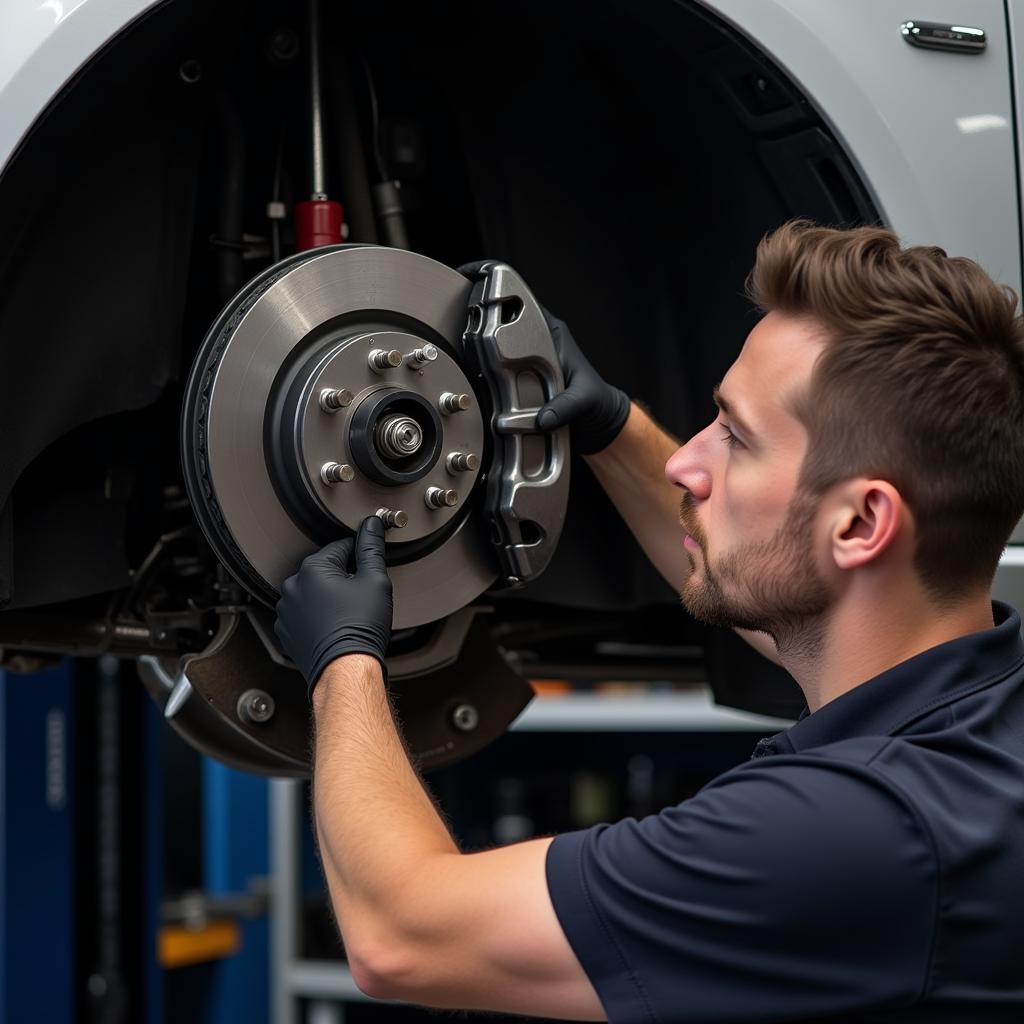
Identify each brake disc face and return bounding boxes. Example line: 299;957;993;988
182;245;496;628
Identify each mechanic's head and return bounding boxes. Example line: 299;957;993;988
666;219;1024;652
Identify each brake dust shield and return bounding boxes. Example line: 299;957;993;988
177;247;569;775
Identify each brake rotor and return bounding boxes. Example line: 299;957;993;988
181;245;497;628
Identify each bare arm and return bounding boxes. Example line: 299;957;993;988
584;402;689;592
311;655;605;1019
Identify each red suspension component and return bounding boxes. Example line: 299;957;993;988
295;198;344;251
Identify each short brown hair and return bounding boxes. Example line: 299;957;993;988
748;219;1024;601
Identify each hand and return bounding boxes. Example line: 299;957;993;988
458;262;630;455
535;310;631;455
274;516;394;698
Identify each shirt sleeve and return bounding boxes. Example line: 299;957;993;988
545;757;938;1023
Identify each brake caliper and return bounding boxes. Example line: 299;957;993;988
462;261;570;588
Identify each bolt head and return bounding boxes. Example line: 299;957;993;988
425;486;460;509
320;462;355;485
409;344;439;366
377;414;423;458
319;387;354;412
179;59;202;84
238;689;275;725
452;703;479;732
392;421;422;452
447;451;480;474
369;348;403;371
376;508;409;529
440;392;472;414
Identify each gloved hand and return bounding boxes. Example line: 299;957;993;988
535;310;631;454
274;515;394;698
458;261;630;454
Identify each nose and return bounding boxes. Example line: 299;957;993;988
665;427;712;500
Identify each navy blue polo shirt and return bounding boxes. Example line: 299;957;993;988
546;602;1024;1023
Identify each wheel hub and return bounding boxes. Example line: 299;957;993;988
267;323;478;547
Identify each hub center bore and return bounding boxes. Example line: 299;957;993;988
376;414;423;459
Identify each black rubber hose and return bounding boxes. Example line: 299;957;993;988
328;57;378;243
372;180;410;250
215;92;245;301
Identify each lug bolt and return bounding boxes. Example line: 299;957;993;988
376;507;409;529
446;451;480;474
368;348;403;372
425;486;459;509
237;689;275;725
320;462;355;485
406;344;438;368
452;703;479;732
439;392;472;414
319;387;354;413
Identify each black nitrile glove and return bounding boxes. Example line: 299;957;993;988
535;311;631;455
274;515;394;698
457;262;630;455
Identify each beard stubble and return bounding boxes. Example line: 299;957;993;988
677;489;833;658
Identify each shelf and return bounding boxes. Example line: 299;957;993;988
287;960;389;1004
510;687;793;732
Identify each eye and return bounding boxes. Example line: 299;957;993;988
720;424;743;449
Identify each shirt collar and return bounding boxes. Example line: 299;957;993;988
754;601;1024;756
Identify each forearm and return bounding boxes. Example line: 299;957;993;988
311;655;457;947
585;402;689;591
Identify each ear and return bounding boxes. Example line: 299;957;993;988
829;480;905;571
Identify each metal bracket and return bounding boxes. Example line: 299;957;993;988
462;262;570;586
139;606;533;777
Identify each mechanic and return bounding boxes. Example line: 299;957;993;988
273;220;1024;1022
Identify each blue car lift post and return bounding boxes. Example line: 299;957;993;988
1;656;270;1024
1;659;77;1022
